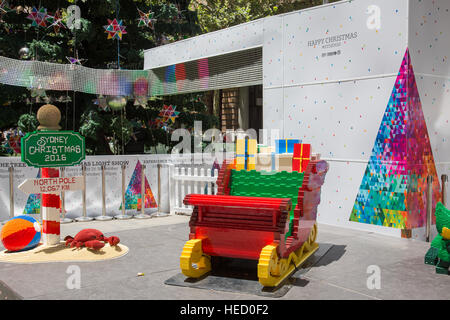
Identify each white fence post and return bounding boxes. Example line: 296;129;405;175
170;164;218;215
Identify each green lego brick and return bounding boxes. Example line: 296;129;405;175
229;169;304;239
425;247;439;266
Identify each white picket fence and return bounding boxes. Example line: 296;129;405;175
169;166;219;215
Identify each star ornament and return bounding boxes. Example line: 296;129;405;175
47;9;66;34
0;0;12;21
134;96;149;109
137;8;155;29
104;18;127;41
26;6;50;28
158;105;180;124
66;56;87;65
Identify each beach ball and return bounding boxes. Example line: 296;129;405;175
1;215;41;252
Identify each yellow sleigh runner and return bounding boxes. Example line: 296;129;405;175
258;224;318;287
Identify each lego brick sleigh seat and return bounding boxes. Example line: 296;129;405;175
180;144;328;287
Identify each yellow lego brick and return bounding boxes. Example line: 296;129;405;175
248;139;257;155
443;227;450;240
236;139;245;155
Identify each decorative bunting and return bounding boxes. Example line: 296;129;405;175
104;18;127;41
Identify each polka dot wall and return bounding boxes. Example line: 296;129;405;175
281;0;407;86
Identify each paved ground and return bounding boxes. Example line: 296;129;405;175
0;215;448;300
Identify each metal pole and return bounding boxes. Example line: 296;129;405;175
135;164;151;219
426;175;433;242
9;166;14;219
441;174;448;208
2;167;14;224
115;163;132;220
76;164;93;221
154;163;169;217
95;164;113;220
60;167;73;224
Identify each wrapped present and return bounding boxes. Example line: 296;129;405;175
276;139;301;154
276;153;293;172
236;138;257;171
247;139;257;171
256;153;272;171
292;143;311;172
236;139;246;171
258;145;274;154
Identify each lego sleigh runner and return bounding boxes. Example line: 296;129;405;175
180;141;329;287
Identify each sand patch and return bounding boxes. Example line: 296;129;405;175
0;242;129;264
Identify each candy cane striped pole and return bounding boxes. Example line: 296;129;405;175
36;104;62;246
41;167;61;245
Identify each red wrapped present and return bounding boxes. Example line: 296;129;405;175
292;143;311;172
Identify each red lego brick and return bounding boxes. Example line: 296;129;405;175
184;157;329;261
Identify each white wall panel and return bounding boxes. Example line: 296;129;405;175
144;20;263;69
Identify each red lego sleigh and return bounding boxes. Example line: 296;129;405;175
180;159;329;287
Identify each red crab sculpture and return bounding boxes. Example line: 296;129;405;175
64;229;120;251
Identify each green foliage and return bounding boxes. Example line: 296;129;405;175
0;0;218;155
193;0;339;32
436;202;450;236
79;108;104;140
17;113;38;133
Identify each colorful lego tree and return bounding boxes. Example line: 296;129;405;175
120;160;157;211
350;49;441;230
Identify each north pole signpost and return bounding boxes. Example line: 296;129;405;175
19;104;86;246
18;176;85;194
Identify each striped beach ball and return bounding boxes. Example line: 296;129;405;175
1;215;41;252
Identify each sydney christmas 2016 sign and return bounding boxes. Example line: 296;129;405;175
21;131;85;167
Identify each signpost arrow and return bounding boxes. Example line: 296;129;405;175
18;176;85;194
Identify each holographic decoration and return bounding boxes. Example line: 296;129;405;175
350;49;441;230
26;7;50;28
119;160;157;210
0;48;235;96
198;58;209;89
104;18;127;41
133;77;149;108
23;169;41;215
